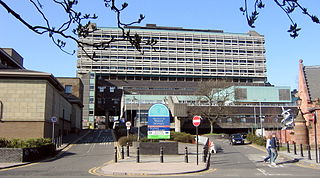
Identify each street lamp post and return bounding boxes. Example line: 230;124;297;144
308;107;319;163
137;95;141;141
314;111;318;163
254;105;257;131
259;102;263;137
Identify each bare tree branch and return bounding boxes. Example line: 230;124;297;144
240;0;319;38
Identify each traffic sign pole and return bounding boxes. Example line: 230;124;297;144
196;126;199;165
192;116;201;165
52;122;55;143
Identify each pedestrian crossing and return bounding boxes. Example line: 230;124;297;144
247;154;290;168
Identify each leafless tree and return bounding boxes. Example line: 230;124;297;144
0;0;156;58
241;0;319;38
189;80;234;134
0;0;319;56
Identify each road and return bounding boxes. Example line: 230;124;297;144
0;129;115;177
207;139;320;177
1;131;320;177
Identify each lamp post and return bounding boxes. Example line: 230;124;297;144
137;94;141;141
254;105;257;131
259;102;263;137
308;107;319;163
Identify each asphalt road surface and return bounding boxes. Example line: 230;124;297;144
0;129;115;177
1;132;320;178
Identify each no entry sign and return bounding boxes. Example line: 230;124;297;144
192;116;201;127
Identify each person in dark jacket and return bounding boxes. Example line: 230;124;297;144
270;134;278;165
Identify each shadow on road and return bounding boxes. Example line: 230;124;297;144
276;158;300;165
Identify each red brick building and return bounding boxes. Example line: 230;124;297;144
296;59;320;145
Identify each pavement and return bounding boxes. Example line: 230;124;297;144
0;130;90;170
278;144;320;169
250;142;320;169
2;133;320;176
90;142;209;176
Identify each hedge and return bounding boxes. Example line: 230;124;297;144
0;138;52;148
246;133;266;146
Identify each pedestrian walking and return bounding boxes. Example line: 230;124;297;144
270;134;278;165
264;135;271;162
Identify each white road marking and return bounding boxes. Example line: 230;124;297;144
257;168;291;176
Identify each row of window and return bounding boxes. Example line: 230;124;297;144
87;66;264;73
108;46;264;54
91;34;264;44
91;56;264;63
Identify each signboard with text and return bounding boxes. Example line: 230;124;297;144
147;104;170;139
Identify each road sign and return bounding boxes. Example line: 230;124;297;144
192;116;201;127
125;121;131;127
147;104;170;139
51;116;57;123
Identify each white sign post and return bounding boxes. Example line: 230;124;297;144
193;116;202;165
126;121;131;138
51;116;57;143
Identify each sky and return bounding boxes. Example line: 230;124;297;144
1;0;319;90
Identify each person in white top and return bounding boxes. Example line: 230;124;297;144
263;135;271;163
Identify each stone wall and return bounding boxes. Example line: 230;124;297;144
0;121;45;139
0;148;23;162
0;144;55;162
136;141;178;155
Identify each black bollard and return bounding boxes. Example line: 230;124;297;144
293;141;297;155
160;147;164;163
121;146;124;159
185;147;188;163
287;142;290;153
203;146;207;163
319;147;320;163
300;144;304;157
136;147;140;163
126;143;130;157
114;147;118;163
308;145;312;160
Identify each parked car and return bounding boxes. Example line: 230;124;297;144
229;133;245;145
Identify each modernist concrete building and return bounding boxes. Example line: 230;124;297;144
123;85;296;133
77;24;268;129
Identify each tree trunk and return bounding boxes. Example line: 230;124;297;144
210;120;214;134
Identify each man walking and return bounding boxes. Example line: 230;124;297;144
264;135;271;162
270;134;278;165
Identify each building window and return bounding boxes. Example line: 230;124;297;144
279;89;290;100
235;88;247;100
110;87;115;92
65;85;72;94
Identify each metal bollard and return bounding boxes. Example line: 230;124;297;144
121;146;124;159
287;142;290;153
307;145;312;160
185;147;188;163
160;147;164;163
114;147;118;163
203;147;207;163
300;144;304;157
126;143;130;157
293;142;297;155
319;147;320;163
136;147;140;163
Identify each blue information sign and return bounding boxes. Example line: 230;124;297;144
147;104;170;139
